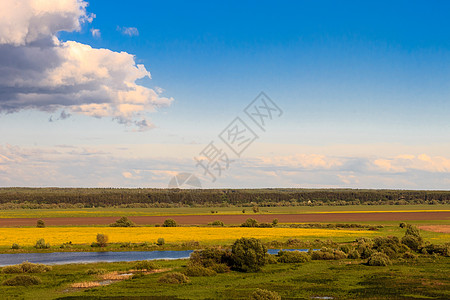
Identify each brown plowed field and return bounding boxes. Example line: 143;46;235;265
0;211;448;227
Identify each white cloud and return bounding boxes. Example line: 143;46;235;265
372;154;450;173
117;26;139;36
90;28;100;38
0;0;172;130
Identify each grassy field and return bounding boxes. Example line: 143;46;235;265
0;257;448;299
1;204;449;218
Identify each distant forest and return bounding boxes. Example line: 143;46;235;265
0;188;449;209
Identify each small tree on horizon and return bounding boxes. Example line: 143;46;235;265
96;233;108;247
36;219;45;228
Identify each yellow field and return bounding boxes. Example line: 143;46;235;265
0;227;378;246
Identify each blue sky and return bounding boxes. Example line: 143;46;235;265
0;0;449;188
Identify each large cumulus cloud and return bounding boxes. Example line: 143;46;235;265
0;0;172;129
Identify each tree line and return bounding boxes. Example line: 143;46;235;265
0;188;448;208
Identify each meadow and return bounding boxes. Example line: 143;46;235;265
0;256;448;299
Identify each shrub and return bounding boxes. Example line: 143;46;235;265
399;222;406;228
120;242;132;248
339;245;351;254
157;238;165;246
209;220;224;226
34;239;50;249
265;254;278;264
367;252;392;266
158;272;189;284
2;275;42;286
421;243;450;256
85;268;107;275
311;248;347;260
249;288;281;300
17;262;51;273
272;219;278;226
252;206;259;213
231;238;267;272
347;249;361;259
258;222;273;228
210;263;230;273
277;251;311;263
36;219;45;228
134;260;158;271
96;233;108;247
1;265;22;274
373;236;409;259
401;235;422;252
109;216;135;227
242;209;246;213
190;248;228;267
405;224;421;237
241;218;259;227
60;241;73;249
163;219;177;227
184;264;216;277
11;243;20;250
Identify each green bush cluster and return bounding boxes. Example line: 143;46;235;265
158;272;189;284
2;275;42;286
134;260;158;271
11;243;20;249
209;220;224;226
2;262;51;274
36;219;45;228
157;238;165;246
311;248;347;260
231;238;267;272
241;218;273;228
34;239;50;249
162;219;177;227
249;288;281;300
277;251;311;263
367;252;392;266
401;224;423;251
109;216;136;227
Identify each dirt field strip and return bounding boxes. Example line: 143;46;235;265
0;211;448;227
419;225;450;233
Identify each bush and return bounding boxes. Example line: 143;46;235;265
399;222;406;228
401;235;422;252
347;249;361;259
184;264;216;277
373;236;409;259
60;241;73;249
277;251;311;263
109;216;135;227
339;244;351;254
249;288;281;300
2;275;42;286
11;243;20;250
96;233;108;247
241;218;259;227
36;219;45;228
209;220;224;226
158;272;189;284
210;263;230;273
34;239;50;249
272;219;278;226
367;252;392;266
311;248;347;260
405;224;421;237
421;243;450;256
85;268;107;275
134;260;157;271
190;248;228;267
265;254;278;264
157;238;165;246
231;238;267;272
163;219;177;227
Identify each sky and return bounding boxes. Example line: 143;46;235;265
0;0;449;189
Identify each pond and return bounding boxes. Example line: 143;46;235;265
0;249;309;266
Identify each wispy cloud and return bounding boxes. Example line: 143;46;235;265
90;28;101;38
117;26;139;36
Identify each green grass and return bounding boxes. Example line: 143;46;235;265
1;204;449;218
1;257;448;299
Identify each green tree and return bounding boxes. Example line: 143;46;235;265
96;233;108;247
231;238;267;272
163;219;177;227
